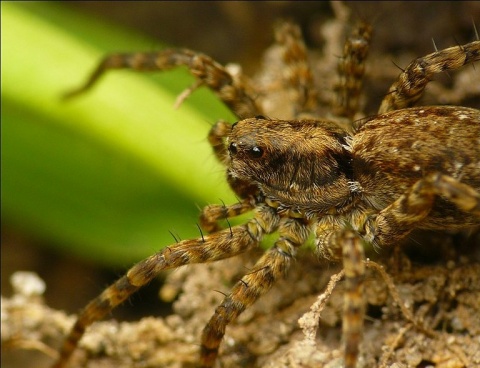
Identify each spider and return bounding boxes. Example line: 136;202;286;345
52;10;480;368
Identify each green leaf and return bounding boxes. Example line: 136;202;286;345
1;2;237;267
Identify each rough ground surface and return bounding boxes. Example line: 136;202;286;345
2;2;480;368
3;235;480;368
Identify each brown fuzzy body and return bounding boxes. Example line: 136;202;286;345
228;105;480;233
352;106;480;229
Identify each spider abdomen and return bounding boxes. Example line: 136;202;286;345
352;105;480;228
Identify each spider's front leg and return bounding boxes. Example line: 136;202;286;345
51;203;280;368
64;48;262;118
200;216;311;368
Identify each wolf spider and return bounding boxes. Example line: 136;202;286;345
53;12;480;368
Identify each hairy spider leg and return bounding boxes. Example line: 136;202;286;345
368;173;480;246
207;120;232;165
341;231;366;368
313;171;480;368
63;48;261;118
52;204;281;368
314;220;367;368
273;22;318;116
199;119;261;233
334;21;372;121
200;216;311;367
379;40;480;113
200;199;257;233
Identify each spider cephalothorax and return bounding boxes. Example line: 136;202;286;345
227;118;353;214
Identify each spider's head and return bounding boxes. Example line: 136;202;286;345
226;116;353;211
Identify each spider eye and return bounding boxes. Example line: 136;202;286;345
228;142;238;155
249;146;264;158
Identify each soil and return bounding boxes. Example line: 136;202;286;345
3;234;480;367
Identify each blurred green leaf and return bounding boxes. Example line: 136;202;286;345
1;2;237;266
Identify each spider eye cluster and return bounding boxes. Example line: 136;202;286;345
228;142;264;159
